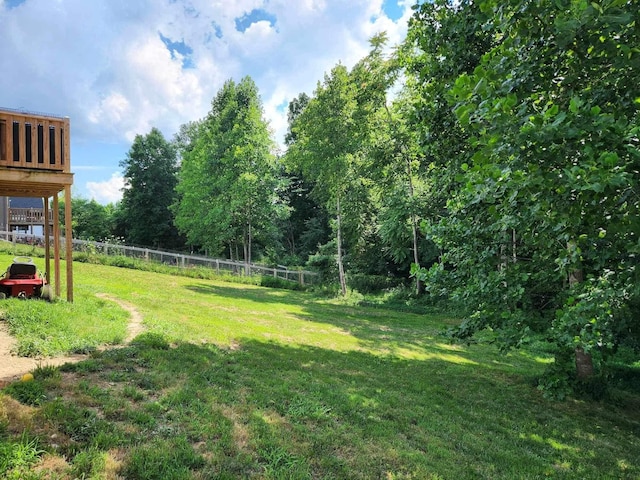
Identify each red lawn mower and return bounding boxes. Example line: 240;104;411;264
0;257;50;300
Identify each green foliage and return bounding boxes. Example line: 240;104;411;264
277;172;331;264
258;275;305;291
405;0;640;389
119;127;183;250
0;435;44;479
347;273;404;295
4;380;47;406
129;332;170;350
59;197;116;242
285;37;399;294
174;77;285;264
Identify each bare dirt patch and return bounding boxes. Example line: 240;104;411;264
0;294;145;384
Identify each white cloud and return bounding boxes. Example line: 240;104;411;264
0;0;412;190
86;173;125;205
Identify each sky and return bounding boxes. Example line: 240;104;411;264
0;0;414;204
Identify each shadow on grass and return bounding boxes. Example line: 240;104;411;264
32;337;640;479
186;282;311;307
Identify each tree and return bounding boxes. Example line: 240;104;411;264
59;197;115;241
279;93;331;265
286;34;410;293
398;0;497;295
119;128;183;249
368;87;436;293
412;0;640;390
285;64;365;295
174;77;284;269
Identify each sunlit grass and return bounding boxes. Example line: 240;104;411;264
0;253;639;479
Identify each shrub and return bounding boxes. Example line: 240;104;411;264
259;275;304;291
347;274;404;294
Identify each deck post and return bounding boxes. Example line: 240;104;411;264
44;196;51;284
53;194;61;298
64;185;73;302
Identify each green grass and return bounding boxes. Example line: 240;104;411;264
0;253;639;478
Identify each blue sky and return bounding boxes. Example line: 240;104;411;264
0;0;413;203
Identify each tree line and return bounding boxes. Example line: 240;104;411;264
67;0;639;392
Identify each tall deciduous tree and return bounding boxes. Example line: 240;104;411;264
286;64;365;295
174;77;283;269
280;93;331;264
411;0;640;389
119;128;182;249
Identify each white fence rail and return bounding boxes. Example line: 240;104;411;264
0;231;319;286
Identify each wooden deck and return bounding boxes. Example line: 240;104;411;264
0;107;74;301
8;207;54;226
0;108;72;197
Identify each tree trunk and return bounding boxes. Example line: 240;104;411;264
336;196;347;296
246;220;252;276
568;240;593;378
575;347;594;379
243;240;248;276
406;156;423;295
411;216;423;295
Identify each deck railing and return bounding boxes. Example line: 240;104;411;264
8;208;53;225
0;109;70;172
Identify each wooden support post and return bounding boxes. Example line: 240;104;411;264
44;196;51;284
53;194;61;298
65;185;73;302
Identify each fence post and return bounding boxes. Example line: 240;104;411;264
216;259;219;274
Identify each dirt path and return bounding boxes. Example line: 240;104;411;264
96;293;145;343
0;294;144;384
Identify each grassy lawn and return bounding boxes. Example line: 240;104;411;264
0;252;639;479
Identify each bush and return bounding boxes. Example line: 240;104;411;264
347;274;404;294
259;275;304;291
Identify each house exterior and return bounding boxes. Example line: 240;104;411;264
0;196;52;235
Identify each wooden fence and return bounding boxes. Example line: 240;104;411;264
0;231;319;286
